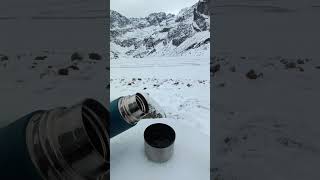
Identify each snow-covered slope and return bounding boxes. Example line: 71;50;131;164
110;0;210;59
0;50;107;126
212;53;320;180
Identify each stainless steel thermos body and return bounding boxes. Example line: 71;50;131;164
0;99;109;180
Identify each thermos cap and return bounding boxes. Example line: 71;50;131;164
144;123;176;163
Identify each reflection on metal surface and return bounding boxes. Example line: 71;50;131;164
144;123;176;163
118;93;149;125
26;99;109;180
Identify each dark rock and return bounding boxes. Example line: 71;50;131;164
218;83;225;87
172;38;187;46
125;50;135;56
34;56;48;60
138;78;142;80
48;66;52;69
186;43;197;50
280;59;288;65
193;1;209;31
1;56;9;61
297;59;304;64
68;65;80;70
58;68;69;76
196;0;209;15
160;27;171;32
143;87;147;90
315;66;320;69
89;53;102;60
298;67;304;72
224;137;231;144
110;10;131;28
148;49;156;55
112;52;119;59
211;64;221;73
285;62;296;69
119;38;137;47
146;12;167;25
203;38;210;44
242;135;248;140
71;52;83;61
168;24;194;46
246;70;258;79
143;37;155;49
187;83;192;87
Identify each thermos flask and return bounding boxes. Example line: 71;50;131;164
0;98;109;180
0;93;150;180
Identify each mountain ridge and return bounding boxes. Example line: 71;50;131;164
110;0;210;59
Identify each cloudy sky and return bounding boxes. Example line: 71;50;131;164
111;0;199;18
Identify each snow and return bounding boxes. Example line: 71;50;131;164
111;118;210;180
212;5;320;179
213;54;320;180
110;56;210;135
110;56;210;179
0;50;108;127
111;2;210;59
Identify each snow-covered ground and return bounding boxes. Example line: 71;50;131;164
211;2;320;179
212;54;320;180
111;118;210;180
0;50;107;126
111;56;210;135
110;56;210;179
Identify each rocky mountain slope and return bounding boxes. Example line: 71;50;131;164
110;0;210;59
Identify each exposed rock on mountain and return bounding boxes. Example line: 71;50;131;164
110;0;210;59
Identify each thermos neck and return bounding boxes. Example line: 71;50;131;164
109;93;150;138
26;99;109;180
118;93;149;125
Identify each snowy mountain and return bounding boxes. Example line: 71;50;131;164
110;0;210;59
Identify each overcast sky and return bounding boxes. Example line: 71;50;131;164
111;0;199;18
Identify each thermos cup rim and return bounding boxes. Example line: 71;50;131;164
144;123;176;148
144;123;176;163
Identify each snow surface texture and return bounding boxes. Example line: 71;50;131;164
212;2;320;178
212;54;320;180
0;50;108;127
110;0;210;59
111;118;210;180
110;56;210;180
0;0;108;125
